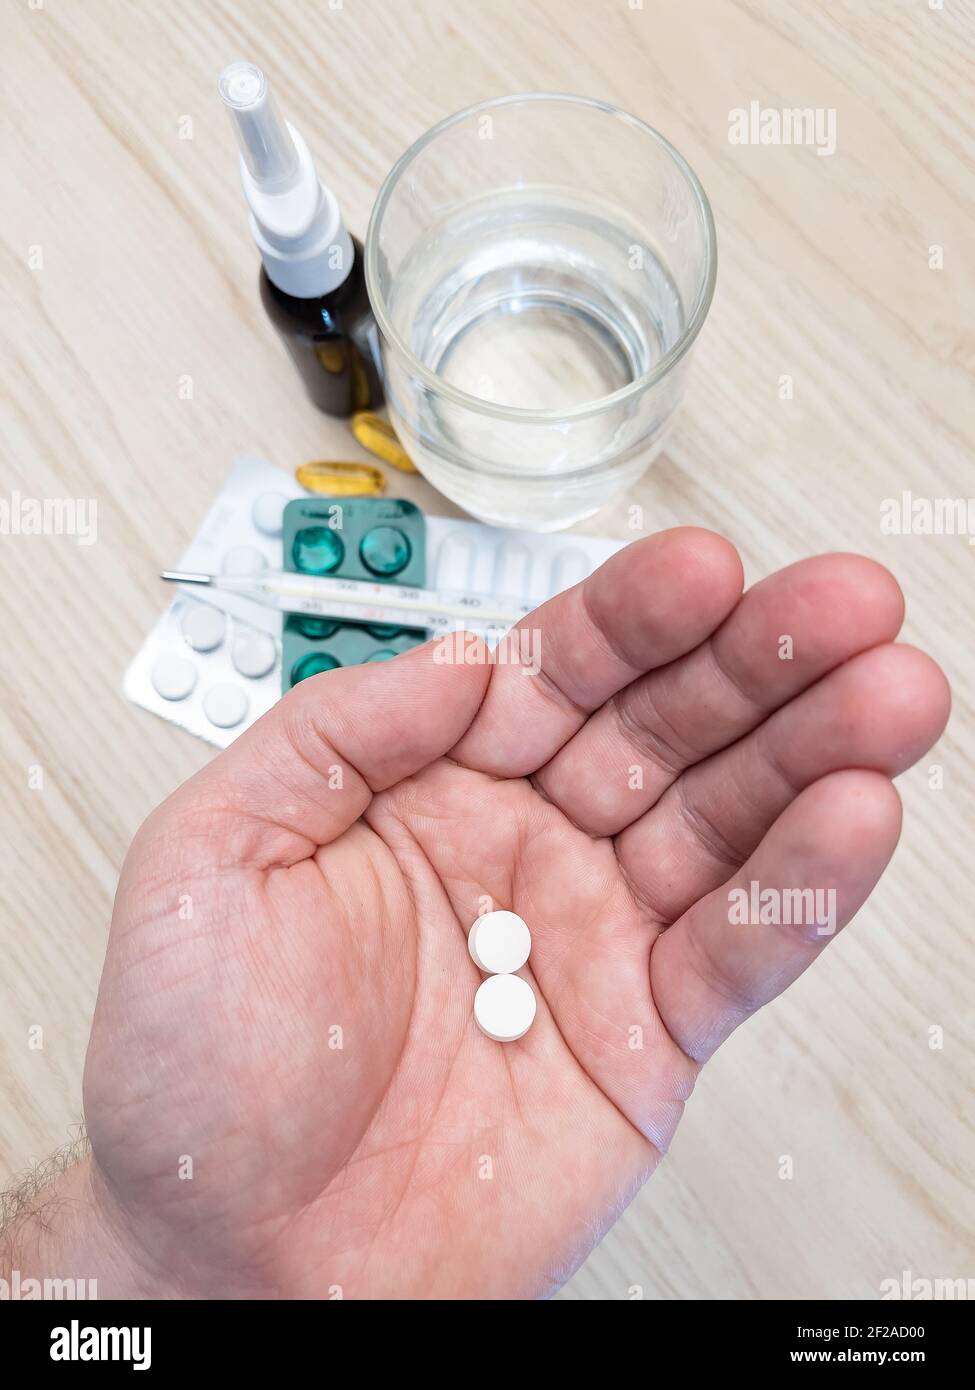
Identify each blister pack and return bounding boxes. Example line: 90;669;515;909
282;497;428;688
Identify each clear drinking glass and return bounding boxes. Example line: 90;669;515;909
366;93;716;531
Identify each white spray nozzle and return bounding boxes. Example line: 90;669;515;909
217;59;353;299
218;61;299;191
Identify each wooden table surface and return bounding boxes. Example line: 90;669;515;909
1;0;972;1300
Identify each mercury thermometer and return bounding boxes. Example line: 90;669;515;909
161;569;535;638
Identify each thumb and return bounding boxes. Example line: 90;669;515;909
142;634;490;869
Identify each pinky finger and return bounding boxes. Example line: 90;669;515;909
649;769;903;1064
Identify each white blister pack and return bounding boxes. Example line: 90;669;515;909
124;456;626;748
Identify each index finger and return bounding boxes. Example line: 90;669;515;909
450;528;744;776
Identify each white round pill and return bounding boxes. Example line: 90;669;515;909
232;630;276;679
222;545;267;576
468;910;531;974
251;491;288;537
150;654;197;701
181;603;226;652
202;682;249;729
474;974;537;1043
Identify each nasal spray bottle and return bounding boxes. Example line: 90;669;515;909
219;61;383;416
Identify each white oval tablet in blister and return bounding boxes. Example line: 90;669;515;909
151;655;197;701
203;682;249;728
232;631;276;679
251;491;288;537
474;974;537;1042
468;910;531;974
181;604;226;652
222;545;267;576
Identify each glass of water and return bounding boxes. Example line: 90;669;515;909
366;94;716;531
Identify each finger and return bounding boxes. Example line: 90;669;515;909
535;554;905;834
149;636;491;867
649;770;903;1064
619;643;949;922
451;528;744;776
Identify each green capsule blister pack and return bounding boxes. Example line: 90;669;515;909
281;497;427;691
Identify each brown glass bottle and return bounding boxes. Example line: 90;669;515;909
259;236;383;416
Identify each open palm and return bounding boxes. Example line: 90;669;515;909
83;530;949;1299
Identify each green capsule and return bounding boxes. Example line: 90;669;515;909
292;525;345;575
288;615;341;640
359;525;411;577
291;651;342;684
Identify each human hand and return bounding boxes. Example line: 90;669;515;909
23;531;951;1298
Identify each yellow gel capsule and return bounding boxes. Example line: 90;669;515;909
351;411;418;473
295;460;386;497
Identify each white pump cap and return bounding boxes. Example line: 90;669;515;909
218;61;354;300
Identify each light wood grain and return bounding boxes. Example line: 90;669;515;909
1;0;972;1300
